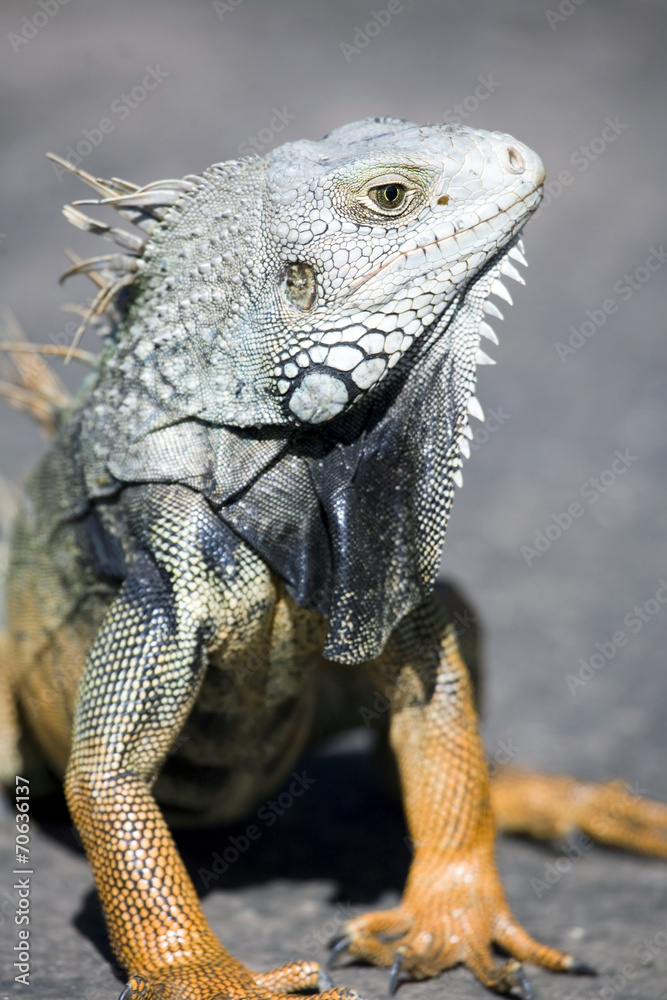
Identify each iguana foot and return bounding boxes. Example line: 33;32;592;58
491;769;667;856
119;960;354;1000
331;855;592;996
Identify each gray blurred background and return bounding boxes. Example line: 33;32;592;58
1;1;666;997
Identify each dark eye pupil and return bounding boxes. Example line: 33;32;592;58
369;181;407;211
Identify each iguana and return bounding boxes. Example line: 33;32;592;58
2;118;666;1000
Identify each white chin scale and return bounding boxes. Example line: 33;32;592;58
288;371;349;423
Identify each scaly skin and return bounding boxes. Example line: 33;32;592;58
339;599;581;995
2;119;667;999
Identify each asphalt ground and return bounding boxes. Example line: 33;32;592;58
1;1;666;997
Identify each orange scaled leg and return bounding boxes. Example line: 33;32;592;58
333;597;593;996
491;768;667;857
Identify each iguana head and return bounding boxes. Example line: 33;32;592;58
58;117;543;440
53;119;544;660
262;118;543;425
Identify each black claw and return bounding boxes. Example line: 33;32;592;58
318;969;334;991
388;953;403;996
512;966;533;1000
327;936;352;969
118;986;134;1000
569;959;597;976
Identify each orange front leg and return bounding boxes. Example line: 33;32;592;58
64;489;347;1000
334;597;593;996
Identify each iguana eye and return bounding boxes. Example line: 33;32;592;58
368;182;408;211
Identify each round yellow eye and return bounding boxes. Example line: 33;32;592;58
369;182;408;211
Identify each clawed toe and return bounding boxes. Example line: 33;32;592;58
327;936;353;968
317;969;335;991
387;952;405;996
510;965;532;1000
325;892;600;999
566;958;597;976
117;976;152;1000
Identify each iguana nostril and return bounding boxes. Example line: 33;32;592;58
505;146;525;173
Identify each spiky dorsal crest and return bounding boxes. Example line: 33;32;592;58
0;156;199;431
45;153;198;360
0;309;73;435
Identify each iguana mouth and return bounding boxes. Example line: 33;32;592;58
347;188;541;297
